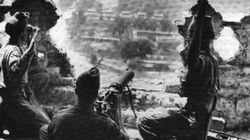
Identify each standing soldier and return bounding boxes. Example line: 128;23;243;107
137;0;219;140
0;12;50;138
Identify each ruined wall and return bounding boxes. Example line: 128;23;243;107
228;16;250;66
209;66;250;130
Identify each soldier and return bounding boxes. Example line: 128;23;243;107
0;12;51;138
136;1;219;140
48;67;129;140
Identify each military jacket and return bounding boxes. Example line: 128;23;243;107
48;105;129;140
2;45;33;88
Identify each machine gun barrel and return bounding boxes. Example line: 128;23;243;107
111;70;134;92
103;70;134;102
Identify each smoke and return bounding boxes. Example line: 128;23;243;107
213;12;244;61
213;27;240;61
49;1;92;77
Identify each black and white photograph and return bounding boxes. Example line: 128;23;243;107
0;0;249;139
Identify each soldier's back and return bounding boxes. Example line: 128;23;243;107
48;106;128;140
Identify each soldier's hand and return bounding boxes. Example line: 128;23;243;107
26;25;40;55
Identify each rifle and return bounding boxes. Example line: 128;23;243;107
24;25;40;83
26;24;40;54
95;70;135;131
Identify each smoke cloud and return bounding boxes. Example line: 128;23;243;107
49;1;92;77
213;27;240;61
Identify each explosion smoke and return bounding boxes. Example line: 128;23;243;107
49;1;92;77
213;27;240;61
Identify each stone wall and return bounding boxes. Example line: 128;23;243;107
215;66;250;130
228;16;250;66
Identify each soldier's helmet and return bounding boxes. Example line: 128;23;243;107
75;67;100;100
187;16;215;41
5;12;29;37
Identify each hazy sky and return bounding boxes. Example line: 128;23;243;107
97;0;118;9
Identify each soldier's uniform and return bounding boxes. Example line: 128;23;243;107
0;12;50;138
137;15;219;140
48;105;129;140
137;53;219;140
48;68;129;140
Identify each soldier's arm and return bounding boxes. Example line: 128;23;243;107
9;25;39;77
187;0;208;71
187;23;202;71
8;48;34;77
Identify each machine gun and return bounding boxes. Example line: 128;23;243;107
95;70;135;131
